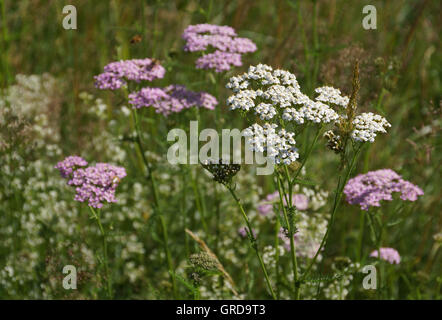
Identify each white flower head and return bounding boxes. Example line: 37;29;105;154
299;100;339;124
315;86;349;108
227;64;342;126
243;123;299;165
351;112;391;142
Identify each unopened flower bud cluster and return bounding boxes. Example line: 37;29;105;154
201;158;241;185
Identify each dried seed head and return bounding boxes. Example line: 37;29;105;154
189;252;218;271
323;130;344;154
338;60;360;135
201;159;240;186
334;256;352;270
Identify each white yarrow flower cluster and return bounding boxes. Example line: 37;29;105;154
226;64;339;125
226;89;259;111
226;64;301;90
351;112;391;142
300;101;339;124
255;103;277;120
243;123;299;165
315;86;349;108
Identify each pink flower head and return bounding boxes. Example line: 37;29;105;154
196;51;242;73
344;169;424;210
94;58;165;90
182;24;257;72
128;84;218;116
56;156;126;209
68;163;127;209
55;156;88;178
370;247;401;264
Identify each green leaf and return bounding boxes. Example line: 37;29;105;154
387;218;403;227
171;271;196;292
208;73;216;85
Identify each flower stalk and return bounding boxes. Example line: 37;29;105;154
88;206;112;298
131;108;177;298
227;185;277;300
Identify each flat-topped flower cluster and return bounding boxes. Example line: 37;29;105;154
226;64;392;165
344;169;424;210
314;86;349;108
54;155;88;178
243;123;299;165
182;24;257;72
226;64;339;124
94;58;165;90
351;112;392;142
55;156;126;208
370;247;401;264
128;85;217;116
95;58;218;116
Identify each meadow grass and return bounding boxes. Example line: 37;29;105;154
0;0;440;300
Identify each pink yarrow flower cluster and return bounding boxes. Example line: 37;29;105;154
344;169;424;211
182;24;257;72
94;58;165;90
370;247;401;264
196;51;242;73
128;84;218;116
258;191;309;216
55;156;126;208
54;156;88;178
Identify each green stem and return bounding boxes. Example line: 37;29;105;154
366;210;383;298
357;212;365;262
227;187;277;300
290;126;322;186
376;211;384;299
375;88;387;113
276;172;300;299
272;126;322;299
131;108;177;298
300;144;364;283
190;168;209;233
274;219;281;299
214;183;221;254
194;287;201;300
181;169;190;257
89;206;112;298
0;0;11;87
132;109;160;205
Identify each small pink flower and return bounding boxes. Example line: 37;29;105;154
370;247;401;264
94;58;165;90
344;169;423;210
56;157;126;208
182;24;257;72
